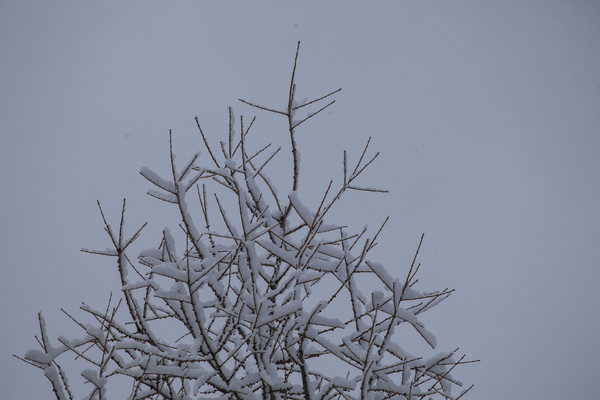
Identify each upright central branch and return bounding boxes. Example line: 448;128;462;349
287;41;301;193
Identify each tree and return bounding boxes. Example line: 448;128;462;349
18;42;476;400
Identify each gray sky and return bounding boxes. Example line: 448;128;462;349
2;1;599;398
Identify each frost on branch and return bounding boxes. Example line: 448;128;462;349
19;42;476;400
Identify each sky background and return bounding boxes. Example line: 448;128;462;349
1;1;600;399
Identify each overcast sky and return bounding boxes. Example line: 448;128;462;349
1;1;599;399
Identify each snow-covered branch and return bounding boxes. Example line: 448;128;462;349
19;42;476;400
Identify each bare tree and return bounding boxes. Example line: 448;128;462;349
18;42;476;400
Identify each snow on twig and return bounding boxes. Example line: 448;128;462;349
19;42;475;400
